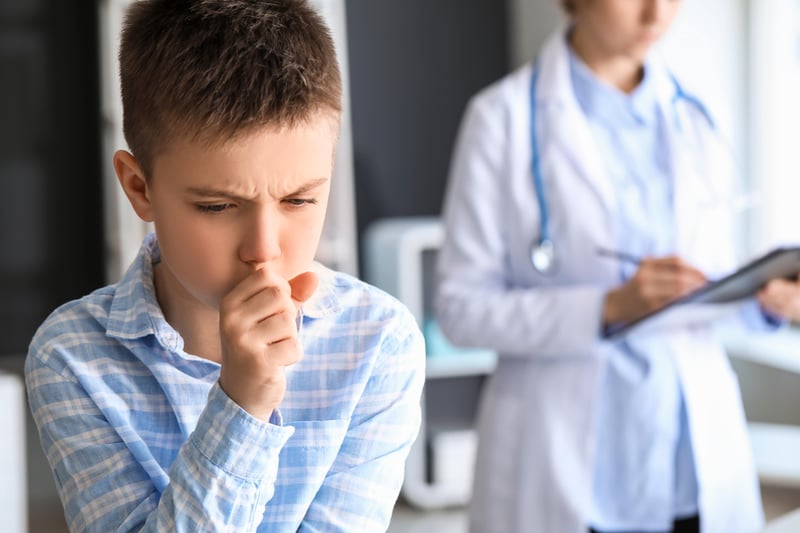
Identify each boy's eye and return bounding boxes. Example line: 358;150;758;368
285;198;317;207
196;203;233;213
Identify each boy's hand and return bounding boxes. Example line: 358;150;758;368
218;269;318;421
603;256;706;326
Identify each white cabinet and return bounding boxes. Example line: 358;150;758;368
0;371;27;533
723;327;800;488
364;217;495;509
763;507;800;532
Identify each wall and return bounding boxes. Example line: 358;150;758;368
749;0;800;253
0;1;104;356
507;0;562;69
346;0;510;271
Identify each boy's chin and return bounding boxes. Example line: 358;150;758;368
192;284;233;312
196;293;224;312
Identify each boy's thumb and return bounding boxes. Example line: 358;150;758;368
289;271;319;304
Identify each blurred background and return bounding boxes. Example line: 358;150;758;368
2;1;800;532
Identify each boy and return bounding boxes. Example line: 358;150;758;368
25;1;425;531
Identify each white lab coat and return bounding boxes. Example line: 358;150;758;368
436;30;763;533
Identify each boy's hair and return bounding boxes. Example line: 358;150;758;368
119;0;342;175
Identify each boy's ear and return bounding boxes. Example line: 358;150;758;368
114;150;154;222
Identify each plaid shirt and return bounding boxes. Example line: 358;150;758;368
26;233;425;532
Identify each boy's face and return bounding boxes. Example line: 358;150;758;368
121;114;336;310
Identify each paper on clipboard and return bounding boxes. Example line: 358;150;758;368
603;246;800;339
606;302;742;339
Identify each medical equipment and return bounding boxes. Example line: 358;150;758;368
527;66;715;275
528;67;557;275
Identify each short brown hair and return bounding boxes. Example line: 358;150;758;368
119;0;342;175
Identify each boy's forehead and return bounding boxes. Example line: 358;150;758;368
150;115;338;190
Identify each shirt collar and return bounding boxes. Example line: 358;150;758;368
106;233;340;347
106;232;184;350
567;41;660;128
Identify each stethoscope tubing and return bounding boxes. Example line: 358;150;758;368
529;66;549;247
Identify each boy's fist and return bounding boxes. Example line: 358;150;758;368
218;269;318;421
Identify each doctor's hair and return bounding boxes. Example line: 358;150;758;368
119;0;342;176
561;0;576;14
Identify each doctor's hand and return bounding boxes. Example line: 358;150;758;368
602;256;707;326
218;269;318;422
757;275;800;323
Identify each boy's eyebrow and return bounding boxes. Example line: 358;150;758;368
288;177;329;195
185;177;329;200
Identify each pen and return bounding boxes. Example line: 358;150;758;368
595;247;641;265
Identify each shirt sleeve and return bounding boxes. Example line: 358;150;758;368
298;309;426;532
726;298;787;332
25;354;294;533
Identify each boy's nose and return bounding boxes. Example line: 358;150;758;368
238;210;282;267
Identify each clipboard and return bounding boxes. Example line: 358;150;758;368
603;246;800;339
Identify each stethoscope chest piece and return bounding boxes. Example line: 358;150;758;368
530;238;556;275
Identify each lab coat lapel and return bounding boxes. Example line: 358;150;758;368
545;104;617;218
536;30;617;221
670;331;764;532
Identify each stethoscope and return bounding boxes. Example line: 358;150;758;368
528;63;716;275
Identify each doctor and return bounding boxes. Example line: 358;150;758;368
436;1;800;533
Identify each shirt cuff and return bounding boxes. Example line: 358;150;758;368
741;298;787;331
189;381;295;482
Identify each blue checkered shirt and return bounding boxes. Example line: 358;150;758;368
26;233;425;532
